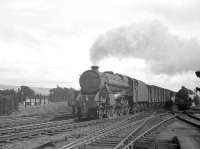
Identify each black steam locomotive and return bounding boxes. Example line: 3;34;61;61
75;66;175;119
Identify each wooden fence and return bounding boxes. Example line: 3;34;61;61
0;95;18;115
24;96;48;107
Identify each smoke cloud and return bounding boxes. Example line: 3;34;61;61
90;21;200;75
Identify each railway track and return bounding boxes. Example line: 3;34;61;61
0;113;73;129
186;111;200;121
0;112;146;146
129;116;177;149
131;112;200;149
0;118;74;136
56;111;173;149
29;111;154;149
0;116;47;129
176;112;200;128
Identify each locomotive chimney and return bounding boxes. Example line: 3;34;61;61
91;66;99;71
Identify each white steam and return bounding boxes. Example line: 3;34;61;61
90;21;200;75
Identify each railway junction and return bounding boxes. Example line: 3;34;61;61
0;109;199;149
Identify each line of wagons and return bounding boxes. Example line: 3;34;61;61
71;66;175;120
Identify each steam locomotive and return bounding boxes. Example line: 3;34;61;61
76;66;174;119
174;87;195;110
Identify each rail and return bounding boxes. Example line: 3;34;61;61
122;116;175;149
176;113;200;128
0;113;132;144
58;111;169;149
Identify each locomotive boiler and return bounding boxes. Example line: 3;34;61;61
76;66;174;119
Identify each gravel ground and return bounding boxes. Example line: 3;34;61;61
0;102;72;124
156;120;200;148
11;101;71;117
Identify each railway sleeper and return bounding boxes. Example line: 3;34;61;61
87;145;115;149
88;142;117;148
91;141;119;145
105;135;130;139
85;132;134;148
0;140;12;144
135;138;179;149
108;135;127;138
93;139;121;144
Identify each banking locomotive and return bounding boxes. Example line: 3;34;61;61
174;86;195;110
76;66;174;119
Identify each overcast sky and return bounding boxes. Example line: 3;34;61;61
0;0;200;91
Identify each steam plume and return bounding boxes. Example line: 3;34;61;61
90;21;200;74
